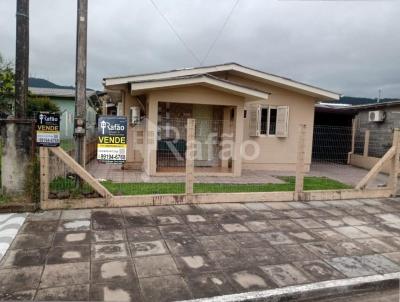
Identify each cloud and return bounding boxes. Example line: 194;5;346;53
0;0;399;97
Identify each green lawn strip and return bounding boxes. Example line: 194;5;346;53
60;139;75;152
100;176;351;195
50;176;94;196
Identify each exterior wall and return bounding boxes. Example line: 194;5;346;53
224;74;316;172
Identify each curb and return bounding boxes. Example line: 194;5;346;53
180;273;400;302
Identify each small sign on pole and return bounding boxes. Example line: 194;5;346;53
97;116;127;163
36;112;60;147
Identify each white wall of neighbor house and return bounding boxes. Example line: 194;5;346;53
224;74;316;172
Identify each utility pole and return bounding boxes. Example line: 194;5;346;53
74;0;88;166
15;0;29;118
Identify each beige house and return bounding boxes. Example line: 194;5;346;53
103;63;339;176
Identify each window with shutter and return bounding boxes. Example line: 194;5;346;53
248;105;260;137
275;106;289;137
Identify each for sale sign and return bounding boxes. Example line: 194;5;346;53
36;112;60;147
97;116;127;163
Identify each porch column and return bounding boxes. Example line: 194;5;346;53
145;99;158;176
233;106;244;176
221;107;232;170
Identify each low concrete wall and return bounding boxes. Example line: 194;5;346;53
349;153;391;174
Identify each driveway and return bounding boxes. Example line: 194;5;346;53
2;198;400;301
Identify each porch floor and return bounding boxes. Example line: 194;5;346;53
87;161;389;188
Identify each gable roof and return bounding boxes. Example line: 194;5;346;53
104;62;340;100
130;74;269;100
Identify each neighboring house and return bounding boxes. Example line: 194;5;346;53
103;63;340;176
28;87;98;141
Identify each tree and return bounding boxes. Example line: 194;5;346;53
0;53;60;117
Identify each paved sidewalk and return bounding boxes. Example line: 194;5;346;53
0;213;26;260
2;199;400;301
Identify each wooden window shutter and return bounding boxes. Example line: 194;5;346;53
276;106;289;137
248;105;261;137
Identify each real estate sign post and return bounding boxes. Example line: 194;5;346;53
36;112;60;147
97;116;127;163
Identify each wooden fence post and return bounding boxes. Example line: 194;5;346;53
295;124;307;200
389;128;400;196
363;129;370;157
348;117;357;164
39;147;49;204
186;119;195;201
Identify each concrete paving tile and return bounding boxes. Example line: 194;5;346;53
382;252;400;265
11;233;53;250
126;227;161;242
92;210;124;230
221;223;249;233
130;240;168;257
275;244;319;262
92;243;128;260
303;209;329;217
270;219;301;231
92;230;125;243
376;213;400;224
312;228;348;241
124;215;154;227
0;290;35;301
342;216;370;226
381;223;400;236
229;268;276;291
362;206;383;214
40;262;90;288
159;224;193;238
173;204;204;214
331;241;373;256
233;211;268;221
53;231;91;246
19;220;58;234
303;242;338;259
381;237;400;250
185;272;236;298
287;231;317;243
184;214;207;223
356;254;400;274
287;202;311;209
121;207;151;217
26;210;61;221
259;211;284;219
90;281;142;302
244;202;270;211
244;220;275;232
175;254;217;274
321;207;348;217
147;205;177;216
139;275;191;302
198;235;238;251
47;245;90;264
317;217;346;227
206;213;241;224
281;210;308;219
361;199;382;206
308;201;330;208
229;233;265;248
197;204;226;213
58;219;91;232
0;266;42;292
327;257;377;277
334;226;371;239
155;215;183;225
208;249;254;270
91;260;137;284
61;209;91;220
356;238;397;253
0;248;47;268
343;199;364;207
342;207;369;216
220;203;250;212
36;284;89;301
189;223;225;236
293;260;345;281
293;218;324;229
243;246;281;265
165;236;204;255
259;232;295;245
264;202;293;210
259;264;310;287
134;255;179;278
355;225;393;237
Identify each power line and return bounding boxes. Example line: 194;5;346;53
148;0;202;65
201;0;240;66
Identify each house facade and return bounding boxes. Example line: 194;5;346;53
103;63;339;176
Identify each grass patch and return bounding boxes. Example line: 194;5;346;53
50;176;95;198
101;176;352;196
60;139;74;152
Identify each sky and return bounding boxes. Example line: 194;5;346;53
0;0;399;98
